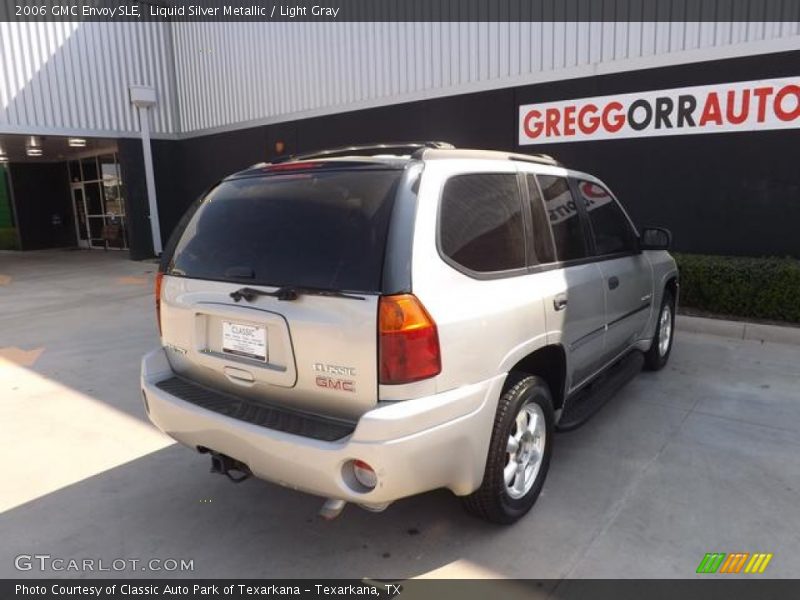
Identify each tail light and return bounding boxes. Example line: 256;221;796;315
378;294;441;385
154;271;164;336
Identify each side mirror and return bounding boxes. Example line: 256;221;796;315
639;227;672;251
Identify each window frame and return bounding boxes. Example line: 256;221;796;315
435;171;531;281
529;172;595;267
522;172;557;267
569;177;641;262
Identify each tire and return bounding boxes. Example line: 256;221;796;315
644;289;675;371
462;372;554;525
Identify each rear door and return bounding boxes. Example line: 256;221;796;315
159;165;405;421
573;178;653;363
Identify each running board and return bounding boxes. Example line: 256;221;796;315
557;351;644;432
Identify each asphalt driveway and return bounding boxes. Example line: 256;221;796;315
1;249;798;579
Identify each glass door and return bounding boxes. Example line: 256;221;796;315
83;181;108;249
70;185;90;248
68;153;128;250
99;154;127;249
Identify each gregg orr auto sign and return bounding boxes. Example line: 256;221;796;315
519;77;800;145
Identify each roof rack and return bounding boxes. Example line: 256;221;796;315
509;152;562;167
272;141;454;163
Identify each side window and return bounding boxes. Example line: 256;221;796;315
440;173;526;273
526;175;556;264
538;175;589;262
577;180;638;256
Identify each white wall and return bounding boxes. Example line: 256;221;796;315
0;21;177;136
2;20;798;138
171;21;800;135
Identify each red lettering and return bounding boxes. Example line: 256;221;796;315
578;104;600;134
752;86;774;122
725;89;750;125
774;84;800;122
563;105;577;136
699;92;723;126
523;109;543;139
602;102;625;132
315;376;355;393
545;108;561;137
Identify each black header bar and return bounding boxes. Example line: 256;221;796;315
2;0;800;22
4;580;800;600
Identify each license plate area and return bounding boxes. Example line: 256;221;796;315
221;320;268;362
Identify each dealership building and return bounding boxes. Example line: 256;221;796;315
0;16;799;259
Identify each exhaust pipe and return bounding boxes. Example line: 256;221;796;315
208;451;251;483
319;499;347;520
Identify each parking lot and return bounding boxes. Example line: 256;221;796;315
1;249;799;579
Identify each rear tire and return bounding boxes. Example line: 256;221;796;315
644;289;675;371
462;372;554;524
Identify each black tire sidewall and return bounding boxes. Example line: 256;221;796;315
647;290;676;369
493;377;554;520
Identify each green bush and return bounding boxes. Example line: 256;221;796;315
675;253;800;324
0;227;18;250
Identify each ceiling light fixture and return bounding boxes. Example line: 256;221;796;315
26;146;43;157
68;137;86;147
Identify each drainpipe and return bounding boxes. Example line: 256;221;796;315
129;85;162;256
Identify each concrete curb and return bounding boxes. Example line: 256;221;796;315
676;314;800;346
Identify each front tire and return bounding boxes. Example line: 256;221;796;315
644;289;675;371
462;373;554;524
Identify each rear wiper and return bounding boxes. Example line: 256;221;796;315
230;285;365;302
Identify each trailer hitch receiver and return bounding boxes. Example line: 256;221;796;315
209;451;251;483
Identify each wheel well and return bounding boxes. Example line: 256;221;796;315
665;276;678;301
506;345;567;410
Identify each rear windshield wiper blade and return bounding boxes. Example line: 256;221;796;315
230;285;365;302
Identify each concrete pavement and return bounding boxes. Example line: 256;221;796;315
1;249;799;579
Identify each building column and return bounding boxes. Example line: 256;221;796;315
129;85;162;255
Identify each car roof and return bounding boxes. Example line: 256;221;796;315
225;143;598;182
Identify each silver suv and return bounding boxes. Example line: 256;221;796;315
141;142;678;524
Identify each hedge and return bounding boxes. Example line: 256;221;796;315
674;253;800;324
0;227;18;250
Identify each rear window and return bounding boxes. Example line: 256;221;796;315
166;169;403;292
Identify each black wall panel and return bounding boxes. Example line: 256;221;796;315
151;138;186;250
118;138;155;261
513;49;800;258
10;162;74;251
176;126;269;207
152;49;800;259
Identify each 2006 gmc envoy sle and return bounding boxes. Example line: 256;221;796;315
141;142;678;524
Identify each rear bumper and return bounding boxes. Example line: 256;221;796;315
141;348;503;504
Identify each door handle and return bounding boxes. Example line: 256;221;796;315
608;276;620;290
553;294;568;311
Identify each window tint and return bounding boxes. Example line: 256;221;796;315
538;175;588;262
526;175;556;264
167;169;402;292
440;173;526;273
577;180;638;255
